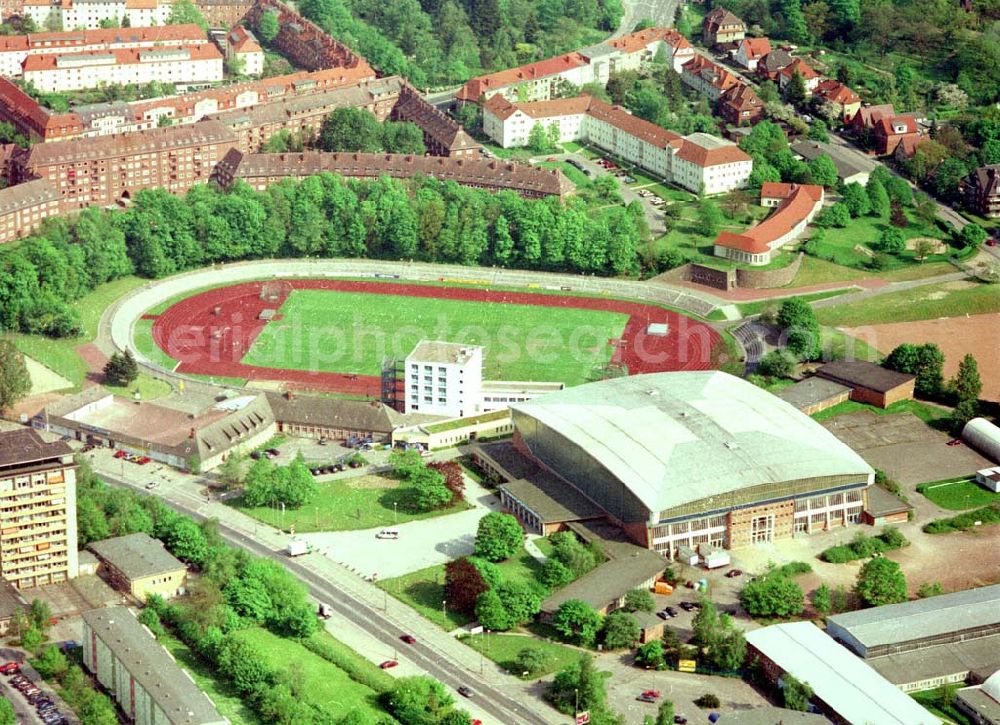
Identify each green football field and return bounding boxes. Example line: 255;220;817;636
241;290;629;385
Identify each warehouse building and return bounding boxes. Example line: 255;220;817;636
745;621;936;724
490;371;874;556
964;417;1000;463
815;360;915;408
82;607;227;725
88;533;187;601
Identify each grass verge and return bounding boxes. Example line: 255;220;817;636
918;477;999;510
815;279;1000;327
460;632;582;679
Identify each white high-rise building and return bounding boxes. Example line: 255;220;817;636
404;341;483;418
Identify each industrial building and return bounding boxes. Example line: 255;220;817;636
88;533;187;601
745;621;936;725
964;417;1000;463
0;428;79;589
82;607;227;725
487;371;875;556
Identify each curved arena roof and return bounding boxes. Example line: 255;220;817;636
511;371;874;514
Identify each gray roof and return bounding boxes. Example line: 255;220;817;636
826;584;1000;650
511;371;874;514
776;376;851;411
265;392;398;434
958;671;1000;722
864;484;912;517
816;360;915;394
868;634;1000;687
82;607;226;725
0;579;26;621
0;178;59;215
745;622;937;725
0;428;72;468
714;708;828;724
88;533;185;580
407;340;481;365
791;139;874;179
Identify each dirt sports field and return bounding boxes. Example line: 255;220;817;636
843;312;1000;401
149;279;723;395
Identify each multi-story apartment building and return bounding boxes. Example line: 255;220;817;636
702;7;746;46
224;25;264;77
482;94;753;195
14;119;237;209
0;429;78;589
0;178;61;244
404;342;484;418
0;24;208;78
22;0;173;31
963;164;1000;219
23;44;224;93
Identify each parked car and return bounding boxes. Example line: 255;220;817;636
400;634;416;644
637;693;658;703
457;686;474;698
656;611;669;620
947;439;962;446
725;569;743;578
114;450;128;459
379;660;399;669
145;481;158;490
674;716;688;724
679;601;697;612
0;662;20;674
986;237;997;246
664;606;677;617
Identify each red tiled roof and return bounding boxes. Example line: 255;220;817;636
739;37;771;59
228;26;262;55
715;183;823;253
814;79;860;105
778;57;819;80
456;53;589;102
0;24;204;53
586;96;681;148
761;181;823;201
482;93;518;120
719;83;760;111
0;76;82;135
704;7;745;29
606;27;692;54
502;95;594;121
22;43;221;71
674;134;752;167
875;114;918;136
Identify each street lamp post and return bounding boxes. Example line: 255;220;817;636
394;501;398;524
442;599;446;620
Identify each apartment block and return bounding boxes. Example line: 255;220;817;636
0;178;62;244
14;119;237;209
405;342;484;418
23;44;224;93
0;429;78;590
22;0;173;31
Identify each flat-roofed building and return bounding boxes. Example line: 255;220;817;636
0;428;78;589
82;607;227;725
745;621;936;724
815;360;916;408
791;139;873;186
404;341;483;418
957;671;1000;725
88;533;187;601
827;584;1000;658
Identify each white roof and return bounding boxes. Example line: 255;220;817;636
964;417;1000;463
984;670;1000;702
745;622;937;725
511;371;873;513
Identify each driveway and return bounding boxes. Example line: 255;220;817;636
300;474;504;579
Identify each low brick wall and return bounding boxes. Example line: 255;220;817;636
735;253;803;289
682;264;736;291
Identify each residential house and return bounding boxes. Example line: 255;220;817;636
681;55;740;101
225;25;264;77
963;164;1000;218
848;103;895;135
777;57;820;93
812;79;861;123
874;114;923;156
702;7;746;46
718;83;763;126
755;49;793;82
732;37;771;71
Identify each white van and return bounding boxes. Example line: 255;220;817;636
376;529;399;540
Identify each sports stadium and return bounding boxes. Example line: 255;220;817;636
474;371;875;556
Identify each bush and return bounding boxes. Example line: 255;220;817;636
820;545;856;563
924;503;1000;534
820;530;907;563
694;693;721;708
917;581;944;598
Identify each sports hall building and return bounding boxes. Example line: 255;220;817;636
474;371;875;557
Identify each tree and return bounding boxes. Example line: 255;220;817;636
808;155;839;188
411;466;452;511
527;123;555;153
934;158;968;201
951;354;982;404
889;199;909;228
914;238;937;261
777;297;820;361
655;700;675;725
319;108;384;153
740;574;805;618
103;349;138;387
812;584;832;615
167;0;208;29
623;588;655;613
601;611;641;649
218;635;274;693
257;9;280;43
783;674;813;711
540;558;574;588
163;516;208;565
33;645;68;679
553;599;603;645
475;589;511;631
0;339;30;413
547;656;607;715
20;626;43;654
784;71;808;105
816;202;851;227
692;596;720;650
381;121;426;155
29;598;52;631
445;558;489;616
382;676;455;724
694;199;722;236
758;349;796;378
856;557;908;606
474;512;523;562
809;121;830;142
635;640;665;669
841;182;871;217
137;607;165;638
515;647;550;676
217;453;245;490
874;227;905;254
959;222;987;249
885;343;945;398
496;580;541;626
866;179;890;217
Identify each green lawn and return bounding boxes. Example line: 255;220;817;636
535;160;590;186
820;327;882;363
736;290;852;318
242;289;629;385
134;318;180;370
159;632;260;725
532;535;554;558
910;686;972;725
233;628;387;722
815;279;1000;327
105;372;172;401
11;276;149;388
808;210;953;269
788;256;956;287
230;472;471;533
461;632;582;679
919;478;999;510
811;398;951;424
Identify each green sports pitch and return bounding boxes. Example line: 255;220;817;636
241;290;629;385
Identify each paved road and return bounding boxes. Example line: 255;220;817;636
93;462;557;725
613;0;680;37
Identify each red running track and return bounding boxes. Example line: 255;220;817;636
151;279;724;395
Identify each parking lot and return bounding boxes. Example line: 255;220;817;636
0;651;78;725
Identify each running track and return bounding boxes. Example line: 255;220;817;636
151;279;723;395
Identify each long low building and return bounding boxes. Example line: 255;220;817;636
713;182;824;266
488;371;875;557
483;93;752;195
211;149;574;198
22;0;174;32
265;391;401;441
745;622;937;725
82;607;227;725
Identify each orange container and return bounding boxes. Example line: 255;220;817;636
654;582;674;595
